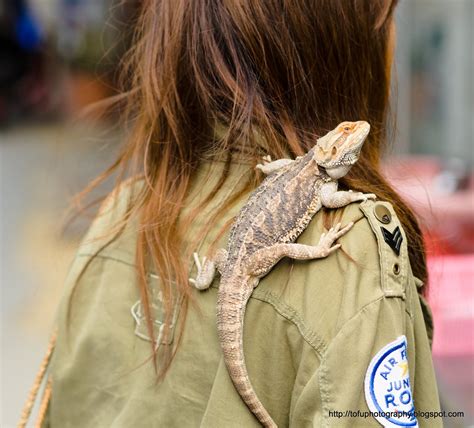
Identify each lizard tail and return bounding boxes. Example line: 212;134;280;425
217;286;277;428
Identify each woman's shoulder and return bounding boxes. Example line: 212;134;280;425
56;179;144;312
75;177;144;262
54;179;145;348
253;199;413;352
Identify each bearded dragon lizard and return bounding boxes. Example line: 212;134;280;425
189;121;375;427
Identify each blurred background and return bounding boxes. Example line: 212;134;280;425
1;0;473;426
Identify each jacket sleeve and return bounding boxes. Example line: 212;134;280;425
291;200;442;428
316;285;441;427
34;181;140;428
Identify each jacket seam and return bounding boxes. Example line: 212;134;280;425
76;252;138;270
75;252;328;359
319;294;409;426
319;296;384;427
250;290;327;358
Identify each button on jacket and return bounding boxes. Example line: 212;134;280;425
43;160;441;427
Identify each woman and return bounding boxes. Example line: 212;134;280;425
21;0;441;426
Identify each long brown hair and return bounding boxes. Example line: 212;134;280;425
74;0;426;378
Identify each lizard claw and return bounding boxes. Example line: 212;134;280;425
317;222;354;256
256;155;273;171
357;193;377;202
193;252;202;270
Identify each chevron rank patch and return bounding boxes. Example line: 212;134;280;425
381;226;403;256
364;336;418;427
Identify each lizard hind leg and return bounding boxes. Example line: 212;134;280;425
246;222;354;278
189;249;228;290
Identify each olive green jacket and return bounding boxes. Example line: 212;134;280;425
44;161;441;427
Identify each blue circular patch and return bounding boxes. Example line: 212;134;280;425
364;336;418;427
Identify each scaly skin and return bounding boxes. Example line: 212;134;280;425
190;121;375;427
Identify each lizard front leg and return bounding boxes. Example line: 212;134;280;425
256;155;294;175
321;181;376;208
245;222;353;278
189;248;228;290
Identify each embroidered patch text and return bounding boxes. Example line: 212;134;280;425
364;335;418;427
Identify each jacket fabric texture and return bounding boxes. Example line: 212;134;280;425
43;160;441;427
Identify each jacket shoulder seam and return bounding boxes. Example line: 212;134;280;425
250;289;327;358
76;253;328;358
76;252;140;271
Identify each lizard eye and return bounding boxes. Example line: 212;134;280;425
331;146;337;155
344;126;351;132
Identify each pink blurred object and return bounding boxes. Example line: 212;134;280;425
428;255;474;356
384;156;474;254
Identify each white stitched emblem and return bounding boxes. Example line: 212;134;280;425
364;336;418;427
130;274;179;349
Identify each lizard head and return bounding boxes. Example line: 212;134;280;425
314;121;370;179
